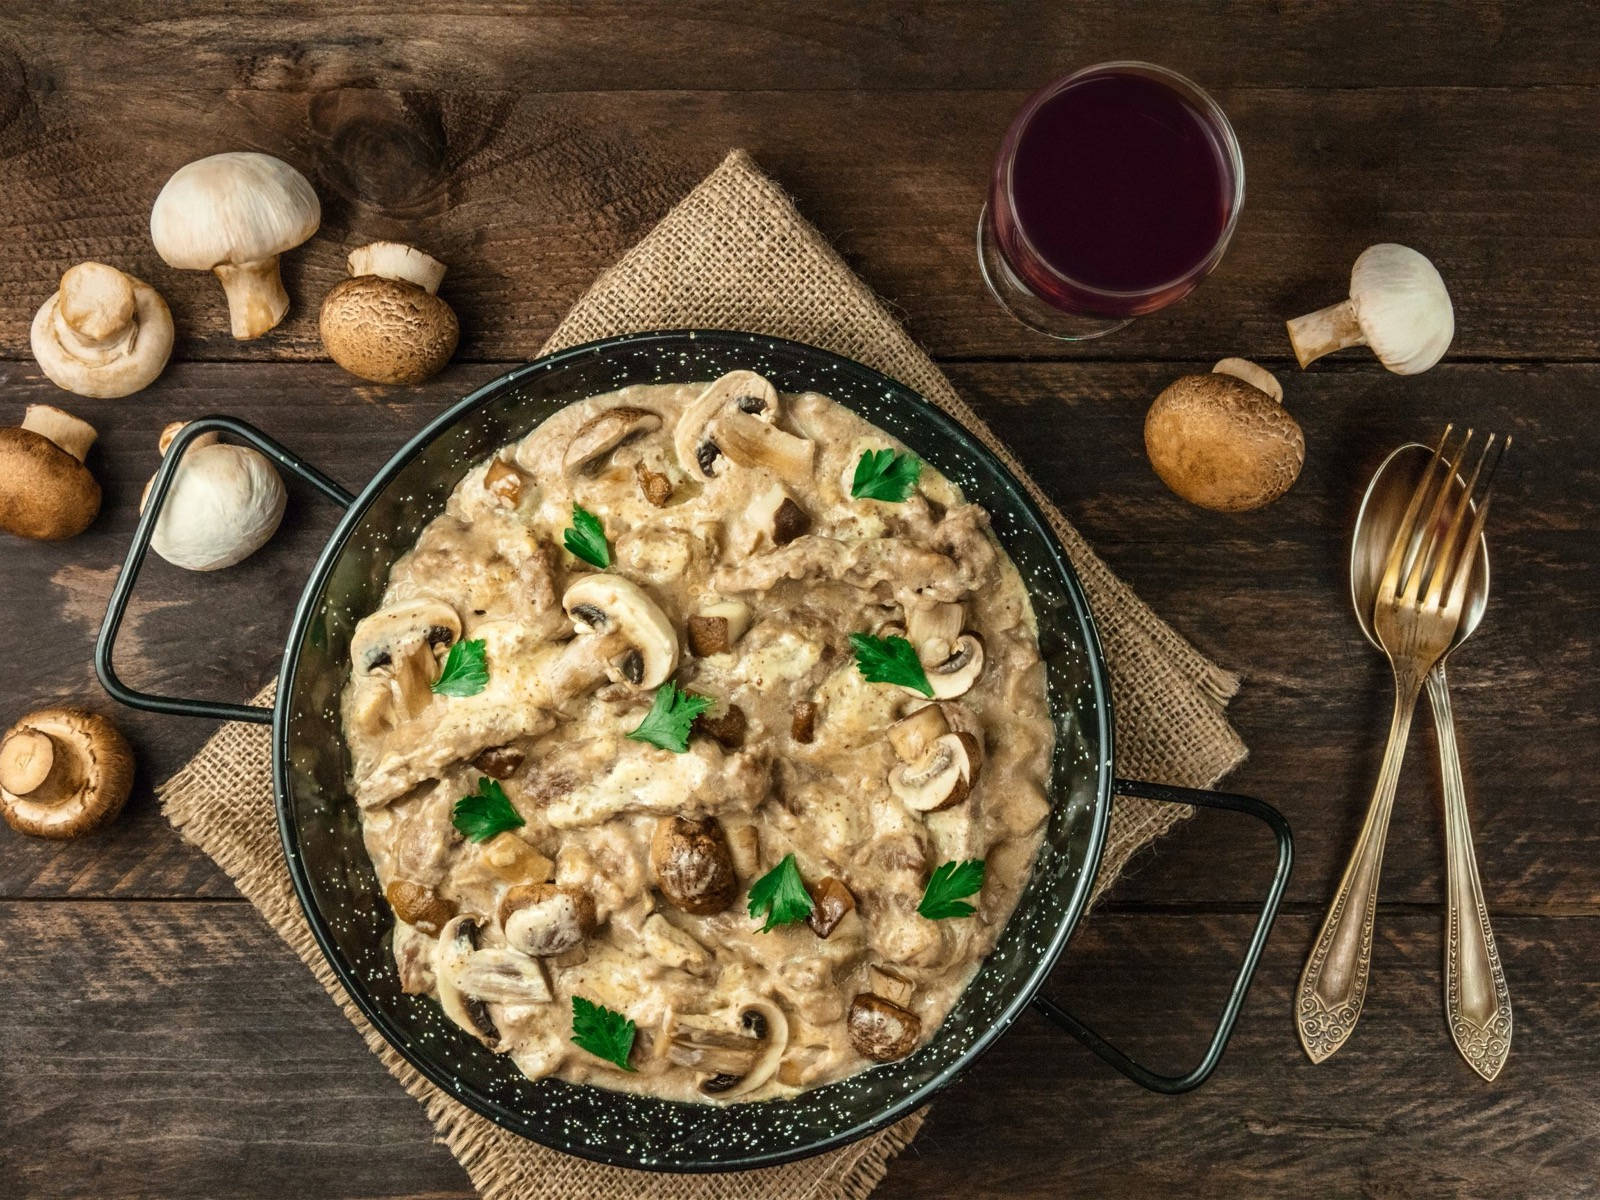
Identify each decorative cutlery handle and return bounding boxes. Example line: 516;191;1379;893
1297;672;1422;1063
1428;666;1513;1080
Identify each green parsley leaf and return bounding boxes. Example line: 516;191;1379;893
849;632;933;697
451;777;525;844
747;853;815;932
570;996;636;1071
850;448;922;502
626;680;714;754
563;503;611;569
431;638;489;697
917;859;985;920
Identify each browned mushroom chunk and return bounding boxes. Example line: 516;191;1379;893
499;883;597;957
686;599;751;657
806;877;856;938
791;701;818;744
636;462;673;507
695;703;747;750
484;459;522;506
384;879;458;935
472;744;525;779
650;815;738;915
848;992;921;1062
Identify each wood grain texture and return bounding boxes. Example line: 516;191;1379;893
4;902;1595;1200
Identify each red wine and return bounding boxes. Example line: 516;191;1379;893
988;66;1239;319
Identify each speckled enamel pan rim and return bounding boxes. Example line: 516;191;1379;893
271;329;1115;1172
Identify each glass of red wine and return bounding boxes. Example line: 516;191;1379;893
978;62;1244;340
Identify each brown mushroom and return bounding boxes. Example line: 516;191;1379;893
636;462;673;507
650;815;737;915
806;877;856;938
384;880;457;935
472;744;525;779
686;599;751;657
695;703;747;750
499;882;596;957
738;481;811;552
0;405;101;541
484;459;523;507
791;701;818;744
0;708;133;839
1144;359;1304;512
319;242;459;384
848;992;921;1062
563;407;662;475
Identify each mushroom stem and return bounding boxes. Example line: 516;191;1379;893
0;728;60;799
54;263;137;360
20;405;97;462
1212;358;1284;405
213;257;290;340
1285;300;1366;369
348;242;447;294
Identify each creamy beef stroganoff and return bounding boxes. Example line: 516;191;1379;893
341;371;1054;1101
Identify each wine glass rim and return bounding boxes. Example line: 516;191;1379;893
996;60;1246;302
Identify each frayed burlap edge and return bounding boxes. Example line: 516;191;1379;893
159;148;1247;1199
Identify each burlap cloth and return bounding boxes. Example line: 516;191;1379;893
160;149;1247;1199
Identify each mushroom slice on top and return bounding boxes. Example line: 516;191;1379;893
563;407;662;476
904;601;964;668
712;413;815;484
499;883;596;957
559;574;679;692
848;992;921;1063
349;598;462;726
0;707;134;839
921;633;984;700
888;731;982;813
436;915;552;1048
675;370;777;480
667;999;790;1098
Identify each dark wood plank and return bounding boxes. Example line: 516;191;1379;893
4;901;1593;1199
9;2;1600;91
1;77;1597;363
3;361;1593;914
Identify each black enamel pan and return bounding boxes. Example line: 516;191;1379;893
96;330;1291;1172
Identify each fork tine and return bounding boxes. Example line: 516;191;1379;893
1402;428;1474;605
1442;434;1508;615
1379;425;1453;605
1425;432;1495;609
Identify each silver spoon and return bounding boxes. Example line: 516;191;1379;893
1350;442;1510;1080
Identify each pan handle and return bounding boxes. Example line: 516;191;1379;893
1030;778;1293;1094
94;416;356;726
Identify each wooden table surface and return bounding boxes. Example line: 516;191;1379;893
3;6;1598;1198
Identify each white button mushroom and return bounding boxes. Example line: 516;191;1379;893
1286;243;1454;375
141;421;287;570
319;242;460;384
1144;359;1305;512
0;405;101;541
30;263;174;398
150;152;321;340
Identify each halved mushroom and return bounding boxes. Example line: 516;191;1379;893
558;575;679;693
806;877;856;938
905;602;964;668
499;883;596;957
384;880;457;935
0;708;133;839
667;999;789;1097
674;371;814;485
889;730;982;813
650;815;737;915
848;992;921;1062
436;915;552;1047
563;406;662;476
686;598;751;657
887;704;949;762
922;634;984;700
349;598;462;727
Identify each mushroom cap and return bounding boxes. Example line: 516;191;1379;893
0;707;134;839
150;152;321;269
848;993;921;1062
350;597;462;673
30;267;174;398
318;274;459;385
147;438;287;570
1144;373;1305;512
650;815;738;915
1350;243;1455;375
562;574;679;690
0;426;101;540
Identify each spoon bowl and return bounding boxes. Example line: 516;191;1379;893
1351;442;1490;654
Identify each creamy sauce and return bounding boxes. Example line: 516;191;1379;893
341;378;1054;1101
